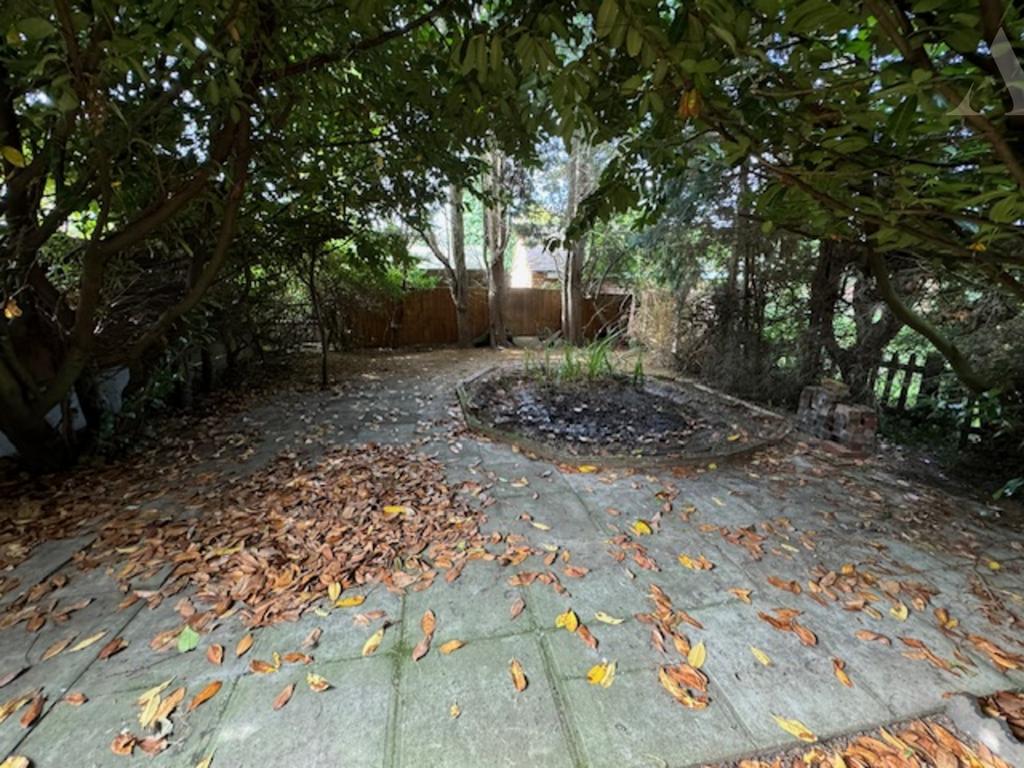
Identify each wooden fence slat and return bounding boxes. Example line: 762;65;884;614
895;352;916;411
881;352;899;404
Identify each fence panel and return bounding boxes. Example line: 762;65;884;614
341;287;629;348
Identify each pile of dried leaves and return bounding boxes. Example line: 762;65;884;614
981;690;1024;742
734;719;1012;768
72;443;488;627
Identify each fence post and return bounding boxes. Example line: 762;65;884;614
880;352;899;405
919;353;944;402
894;352;916;411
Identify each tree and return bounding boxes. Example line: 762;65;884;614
409;185;472;347
482;146;514;347
0;0;545;469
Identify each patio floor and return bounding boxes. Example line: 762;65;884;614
1;348;1022;767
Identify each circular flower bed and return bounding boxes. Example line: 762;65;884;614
458;367;788;465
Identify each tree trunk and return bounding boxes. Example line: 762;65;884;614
562;147;585;344
448;184;471;347
483;148;512;347
799;239;850;386
307;254;328;389
486;233;508;347
0;360;71;471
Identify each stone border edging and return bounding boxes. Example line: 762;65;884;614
455;365;793;469
945;693;1024;765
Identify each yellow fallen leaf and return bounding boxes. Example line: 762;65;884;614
707;463;718;471
712;496;725;507
0;757;30;768
450;702;461;719
137;679;173;707
555;609;579;633
530;521;551;531
69;630;107;652
987;560;1001;571
727;433;741;442
382;505;411;518
586;660;616;688
594;612;624;625
832;658;853;688
687;641;706;669
772;715;817;743
335;595;366;608
362;628;385;657
750;646;772;667
631;520;653;536
577;465;598;473
439;640;465;655
509;659;527;692
195;756;214;768
307;673;331;692
729;588;752;604
890;602;909;621
327;582;341;602
139;693;161;729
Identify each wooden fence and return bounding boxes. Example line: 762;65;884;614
340;287;631;348
873;351;982;446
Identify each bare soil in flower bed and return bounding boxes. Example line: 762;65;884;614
462;370;784;459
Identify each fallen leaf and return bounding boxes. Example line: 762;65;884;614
64;692;87;706
631;520;653;536
250;659;277;674
890;602;909;621
421;610;436;637
363;627;385;657
302;628;322;649
449;702;461;719
307;673;331;692
510;598;526;619
111;733;136;756
70;630;107;652
509;659;527;692
327;582;341;602
772;715;817;743
687;641;707;669
335;595;365;608
207;644;224;665
41;636;75;661
154;687;185;721
177;626;200;653
272;683;294;710
0;668;26;688
98;636;127;660
855;630;891;645
832;658;853;688
195;755;214;768
750;646;772;667
411;634;431;662
439;640;465;655
188;681;222;712
0;757;29;768
19;694;42;728
728;588;752;604
577;465;598;473
555;609;579;633
235;634;253;657
530;521;551;531
586;660;616;688
594;612;624;625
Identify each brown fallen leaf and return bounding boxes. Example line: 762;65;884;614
19;694;43;728
137;736;168;756
154;686;185;721
855;630;891;646
411;634;431;662
98;636;127;660
188;681;222;712
510;598;526;620
64;692;88;706
250;659;277;674
577;624;598;651
509;659;528;692
301;627;322;649
272;683;294;710
0;668;26;688
728;587;752;604
207;644;224;665
111;732;135;756
235;634;253;657
282;652;312;665
421;610;436;637
41;635;75;661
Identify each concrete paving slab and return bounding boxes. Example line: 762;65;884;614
395;633;576;768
